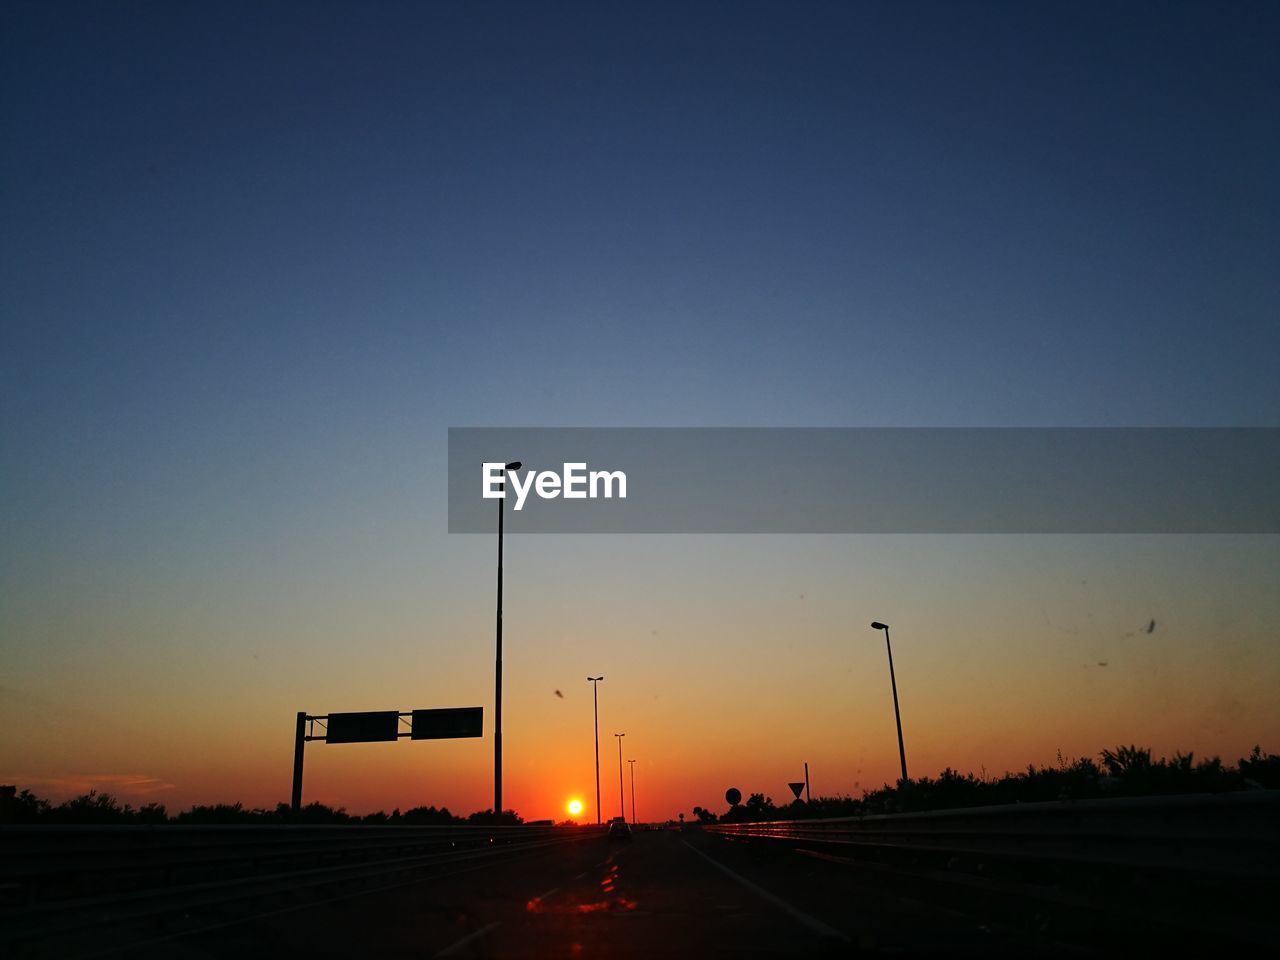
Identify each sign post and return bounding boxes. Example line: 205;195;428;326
291;711;306;812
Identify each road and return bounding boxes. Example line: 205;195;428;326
141;828;1029;959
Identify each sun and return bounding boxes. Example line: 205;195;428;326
566;798;584;816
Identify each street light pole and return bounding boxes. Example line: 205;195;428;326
495;460;521;816
588;676;604;825
871;621;908;783
614;733;625;820
627;758;636;825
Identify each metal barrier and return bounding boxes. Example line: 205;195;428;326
706;791;1278;873
705;791;1279;946
0;823;606;953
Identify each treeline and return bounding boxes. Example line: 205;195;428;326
0;787;524;827
691;744;1280;824
7;745;1277;826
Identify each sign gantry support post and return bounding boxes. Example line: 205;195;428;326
292;711;306;811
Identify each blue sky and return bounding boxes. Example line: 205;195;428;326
2;2;1278;816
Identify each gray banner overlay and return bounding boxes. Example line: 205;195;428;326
447;428;1280;534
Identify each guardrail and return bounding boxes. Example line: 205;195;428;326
0;823;606;956
706;791;1279;874
705;791;1279;947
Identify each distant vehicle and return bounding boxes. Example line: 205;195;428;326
607;818;633;842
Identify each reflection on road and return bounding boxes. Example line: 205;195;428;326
525;851;639;916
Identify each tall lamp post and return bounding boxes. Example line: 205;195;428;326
871;621;908;783
627;758;636;825
494;460;521;815
588;676;604;824
613;733;626;820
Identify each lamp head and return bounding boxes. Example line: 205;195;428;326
871;621;889;631
505;461;522;471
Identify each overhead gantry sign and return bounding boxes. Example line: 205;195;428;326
291;707;483;811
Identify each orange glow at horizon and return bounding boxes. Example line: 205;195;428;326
3;537;1278;822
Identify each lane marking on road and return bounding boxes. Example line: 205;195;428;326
436;920;502;957
532;886;560;902
679;840;850;943
573;872;588;880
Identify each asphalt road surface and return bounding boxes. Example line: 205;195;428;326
135;828;1052;959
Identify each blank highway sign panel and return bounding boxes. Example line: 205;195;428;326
411;707;483;739
325;711;400;743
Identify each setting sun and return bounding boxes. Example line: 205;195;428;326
566;799;583;817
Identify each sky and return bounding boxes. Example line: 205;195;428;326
2;1;1278;822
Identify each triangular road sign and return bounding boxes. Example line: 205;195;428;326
788;781;805;799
